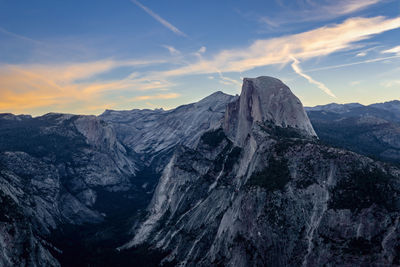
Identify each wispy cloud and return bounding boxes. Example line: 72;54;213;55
131;0;186;37
381;80;400;88
197;46;206;54
3;15;400;114
353;45;382;57
260;0;381;26
154;16;400;77
304;55;400;73
0;59;170;115
382;45;400;55
356;52;367;57
259;17;280;28
162;45;181;56
291;56;336;98
216;71;242;87
332;0;380;15
131;92;180;101
0;26;43;45
350;81;361;86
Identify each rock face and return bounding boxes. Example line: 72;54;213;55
0;113;140;266
100;92;236;159
224;77;316;145
1;76;400;266
0;93;236;266
127;77;400;266
306;101;400;163
0;152;61;267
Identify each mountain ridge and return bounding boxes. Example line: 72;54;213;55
1;77;399;266
306;100;400;164
124;77;400;266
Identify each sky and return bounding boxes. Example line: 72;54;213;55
0;0;400;116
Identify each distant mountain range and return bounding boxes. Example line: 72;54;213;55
0;78;399;266
306;100;400;164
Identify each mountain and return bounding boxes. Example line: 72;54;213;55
100;91;236;164
306;101;400;164
305;103;364;113
223;77;316;146
370;100;400;120
0;93;236;266
125;76;400;266
0;113;141;266
1;77;400;266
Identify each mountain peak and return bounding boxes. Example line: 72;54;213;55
196;90;235;106
224;76;316;145
243;76;285;89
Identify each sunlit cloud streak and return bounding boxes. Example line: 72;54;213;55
0;59;170;114
382;45;400;55
131;92;181;101
2;15;400;114
152;16;400;78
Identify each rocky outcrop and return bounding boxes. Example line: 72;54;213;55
224;77;316;146
127;77;400;266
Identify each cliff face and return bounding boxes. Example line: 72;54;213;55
0;93;236;266
126;77;400;266
224;77;316;146
0;113;140;266
100;91;236;159
1;77;400;266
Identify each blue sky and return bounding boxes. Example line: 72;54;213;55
0;0;400;115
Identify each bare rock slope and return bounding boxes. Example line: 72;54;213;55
127;76;400;266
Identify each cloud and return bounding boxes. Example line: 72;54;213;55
304;55;400;73
259;17;280;28
382;45;400;55
216;71;242;87
333;0;380;15
381;80;400;88
131;92;180;101
3;15;400;114
162;45;181;56
5;59;165;84
261;0;381;26
197;46;206;54
0;26;43;45
291;56;336;98
350;81;361;86
131;0;186;37
354;45;382;57
154;16;400;78
0;59;170;115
